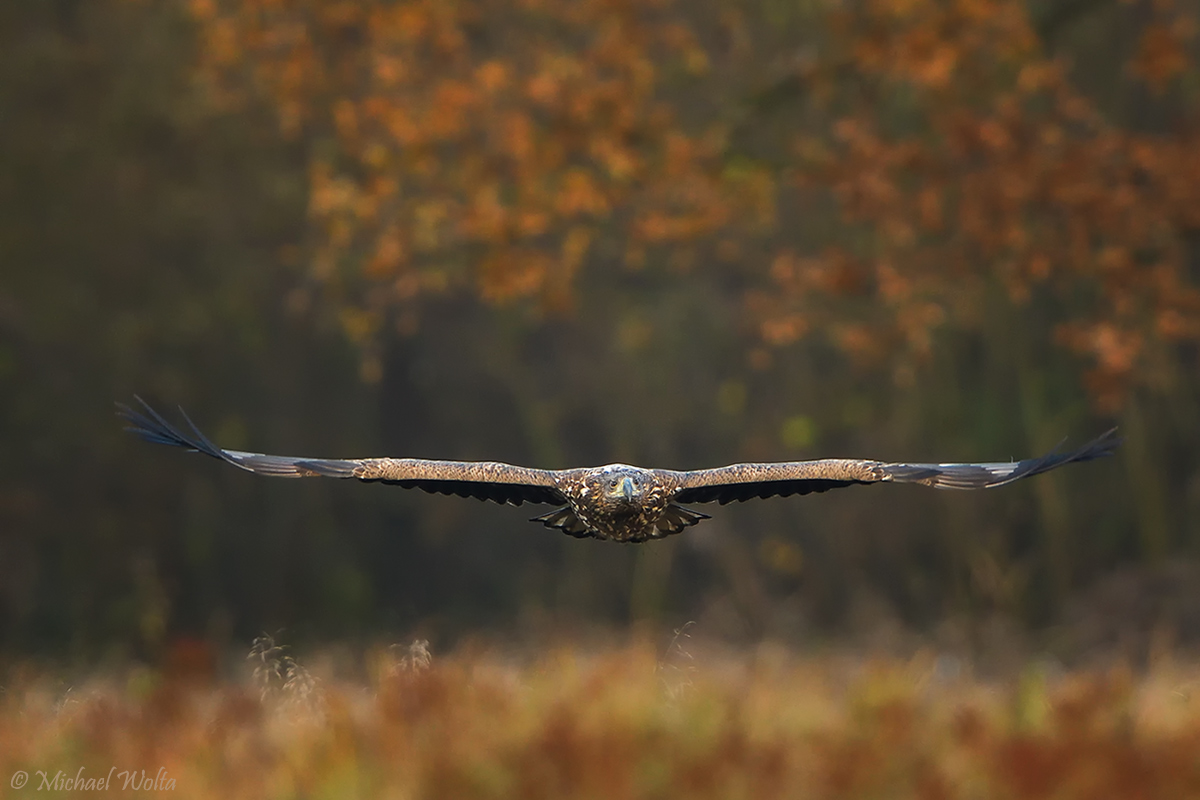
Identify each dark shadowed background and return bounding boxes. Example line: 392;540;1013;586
4;0;1200;667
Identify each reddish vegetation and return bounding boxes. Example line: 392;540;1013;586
5;645;1200;798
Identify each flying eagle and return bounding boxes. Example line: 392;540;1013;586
118;398;1119;543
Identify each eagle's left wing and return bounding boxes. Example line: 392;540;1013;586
674;429;1121;505
118;398;565;506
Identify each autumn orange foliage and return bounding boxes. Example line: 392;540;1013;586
6;644;1200;798
189;0;739;317
784;0;1200;409
186;0;1200;407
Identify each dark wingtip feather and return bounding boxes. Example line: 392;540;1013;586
996;426;1121;484
116;396;232;464
932;427;1121;490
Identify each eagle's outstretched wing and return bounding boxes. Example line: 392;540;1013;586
674;428;1121;505
117;398;565;506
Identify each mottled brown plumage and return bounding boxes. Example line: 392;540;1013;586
118;398;1120;543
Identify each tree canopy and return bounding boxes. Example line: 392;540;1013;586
188;0;1200;408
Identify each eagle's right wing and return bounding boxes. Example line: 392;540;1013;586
674;429;1121;505
118;398;566;506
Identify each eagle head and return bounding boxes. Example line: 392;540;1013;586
605;471;640;505
583;465;650;515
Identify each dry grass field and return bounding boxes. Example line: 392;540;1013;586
4;636;1200;799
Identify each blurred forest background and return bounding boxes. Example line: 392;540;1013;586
5;0;1200;665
